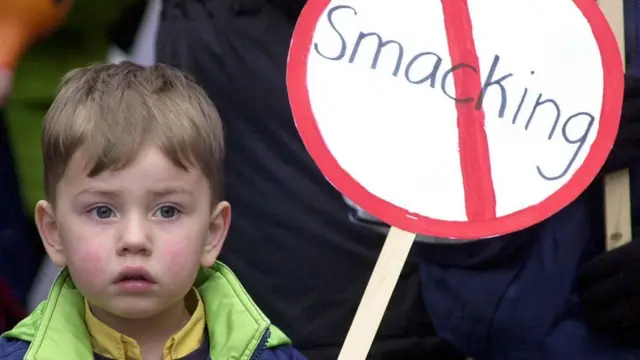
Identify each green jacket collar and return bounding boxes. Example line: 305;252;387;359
3;262;290;360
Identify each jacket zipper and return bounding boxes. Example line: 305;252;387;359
248;329;270;360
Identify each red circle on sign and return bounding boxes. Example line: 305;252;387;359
286;0;624;239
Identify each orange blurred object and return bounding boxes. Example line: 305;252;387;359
0;0;73;70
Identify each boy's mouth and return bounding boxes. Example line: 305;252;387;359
114;267;156;284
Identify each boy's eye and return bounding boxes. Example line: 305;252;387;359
155;205;180;219
91;206;114;219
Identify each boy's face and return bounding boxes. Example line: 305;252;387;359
35;146;230;320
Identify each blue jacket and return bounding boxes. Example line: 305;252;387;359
417;176;640;359
0;263;307;360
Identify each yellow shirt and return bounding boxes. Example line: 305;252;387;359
84;289;206;360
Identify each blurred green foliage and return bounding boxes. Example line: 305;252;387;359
5;0;130;211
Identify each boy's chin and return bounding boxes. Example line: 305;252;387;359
112;307;158;320
101;298;171;320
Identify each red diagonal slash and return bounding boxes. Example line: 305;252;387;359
441;0;497;220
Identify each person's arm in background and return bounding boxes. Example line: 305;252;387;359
576;74;640;346
575;3;640;344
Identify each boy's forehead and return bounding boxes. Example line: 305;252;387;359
60;146;205;192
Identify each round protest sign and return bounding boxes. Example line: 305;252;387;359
287;0;624;239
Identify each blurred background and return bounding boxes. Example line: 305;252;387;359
8;0;148;210
0;0;159;332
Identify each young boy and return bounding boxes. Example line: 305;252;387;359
0;62;307;360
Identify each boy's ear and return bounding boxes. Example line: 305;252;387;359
35;200;66;267
201;201;231;267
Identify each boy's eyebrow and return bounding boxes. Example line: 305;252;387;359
74;188;122;198
74;186;195;198
149;186;195;197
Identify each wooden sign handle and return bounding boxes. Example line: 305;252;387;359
597;0;633;250
337;226;416;360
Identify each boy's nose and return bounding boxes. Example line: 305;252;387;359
117;215;152;256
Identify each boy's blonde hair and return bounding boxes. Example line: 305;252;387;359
42;61;224;204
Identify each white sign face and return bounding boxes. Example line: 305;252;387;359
287;0;623;239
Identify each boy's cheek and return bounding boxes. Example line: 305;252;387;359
160;242;202;277
162;244;192;269
68;245;110;284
